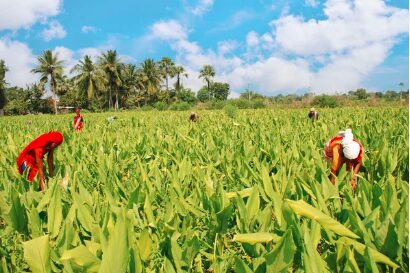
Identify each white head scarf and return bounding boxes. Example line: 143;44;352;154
341;128;360;160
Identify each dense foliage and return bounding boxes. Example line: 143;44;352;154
0;107;408;272
0;53;408;115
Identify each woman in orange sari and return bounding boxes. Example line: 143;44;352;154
16;131;64;191
324;129;363;190
72;107;84;131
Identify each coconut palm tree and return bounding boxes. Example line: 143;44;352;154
0;60;8;115
399;82;404;101
158;57;175;93
98;50;123;110
198;65;215;100
31;50;64;114
71;55;106;101
121;64;146;106
172;65;188;92
140;58;161;97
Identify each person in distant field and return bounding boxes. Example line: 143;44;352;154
107;115;117;122
72;107;84;131
308;107;319;121
16;131;64;191
323;129;363;190
190;112;199;122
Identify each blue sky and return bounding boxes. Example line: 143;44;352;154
0;0;408;96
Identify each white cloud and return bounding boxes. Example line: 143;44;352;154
78;47;102;60
52;46;76;75
0;38;37;87
217;40;238;55
81;25;97;33
228;91;240;99
150;20;188;40
265;0;408;92
311;41;393;92
305;0;318;7
273;0;408;56
189;0;214;16
210;10;255;32
246;31;259;47
41;20;66;41
220;57;311;94
0;0;62;30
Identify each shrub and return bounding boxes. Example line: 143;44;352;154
311;95;339;108
224;104;237;119
141;105;154;111
169;102;191;111
154;101;168;111
251;98;266;109
231;99;252;109
205;100;226;110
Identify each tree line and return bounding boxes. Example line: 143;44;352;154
0;50;407;115
0;50;232;115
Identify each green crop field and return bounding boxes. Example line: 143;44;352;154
0;107;408;273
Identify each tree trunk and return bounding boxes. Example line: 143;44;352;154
115;91;119;110
52;80;58;115
0;108;4;116
207;81;210;100
108;89;113;109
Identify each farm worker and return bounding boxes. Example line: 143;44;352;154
107;115;117;122
72;107;84;131
190;112;199;122
308;107;319;121
16;131;64;191
323;129;363;190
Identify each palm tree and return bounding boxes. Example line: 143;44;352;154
122;64;146;106
172;65;188;92
399;82;404;101
31;50;64;114
158;57;175;93
140;59;161;97
71;55;106;101
198;65;215;100
0;60;8;115
98;50;123;110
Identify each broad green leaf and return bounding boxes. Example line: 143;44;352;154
143;195;156;227
138;229;152;262
232;233;280;245
29;206;42;238
338;237;399;269
60;245;101;272
23;235;51;273
47;181;62;238
286;199;359;239
226;188;253;199
364;246;379;273
1;257;10;273
261;166;275;199
164;257;177;273
265;229;296;273
246;187;260;222
7;187;28;234
234;257;253;273
98;210;129;273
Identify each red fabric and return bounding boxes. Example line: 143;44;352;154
324;136;343;159
73;114;83;131
16;131;63;181
324;135;363;163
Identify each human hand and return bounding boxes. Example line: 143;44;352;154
350;176;357;190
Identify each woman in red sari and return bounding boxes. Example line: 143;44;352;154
72;107;84;131
16;131;64;191
323;129;363;190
